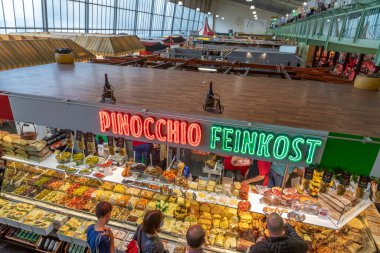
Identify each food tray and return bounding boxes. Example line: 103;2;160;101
19;221;34;233
72;236;88;247
4;217;21;228
125;215;139;225
32;222;54;236
57;231;73;244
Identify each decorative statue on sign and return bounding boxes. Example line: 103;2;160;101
203;81;224;114
101;73;116;104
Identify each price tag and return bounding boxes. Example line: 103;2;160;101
358;176;370;189
340;172;351;186
116;137;125;148
322;170;333;183
304;167;314;180
76;131;83;141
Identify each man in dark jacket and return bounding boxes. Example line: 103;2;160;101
249;213;308;253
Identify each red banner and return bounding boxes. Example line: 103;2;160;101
0;94;14;120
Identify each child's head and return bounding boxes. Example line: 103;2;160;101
95;201;113;224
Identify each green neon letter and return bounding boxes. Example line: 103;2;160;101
288;137;305;162
273;135;290;160
233;129;242;153
241;130;258;155
210;126;222;149
305;138;323;164
256;132;274;158
222;127;234;152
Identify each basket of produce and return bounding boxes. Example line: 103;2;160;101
20;122;38;140
73;153;85;166
130;163;147;172
144;166;163;178
78;168;92;175
85;155;100;168
162;170;177;183
56;151;71;164
65;167;78;174
174;204;188;220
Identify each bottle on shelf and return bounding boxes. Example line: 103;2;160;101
47;239;55;252
52;241;60;252
207;81;214;99
43;238;50;251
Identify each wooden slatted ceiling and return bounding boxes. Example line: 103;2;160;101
0;63;379;138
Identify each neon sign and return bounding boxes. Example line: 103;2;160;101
210;125;322;164
99;111;202;147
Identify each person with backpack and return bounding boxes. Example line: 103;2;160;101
129;210;165;253
87;201;114;253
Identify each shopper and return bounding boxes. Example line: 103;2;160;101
268;162;297;188
242;160;271;186
132;141;152;165
133;210;165;253
249;213;308;253
87;201;114;253
186;224;206;253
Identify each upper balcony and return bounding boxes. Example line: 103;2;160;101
268;1;380;65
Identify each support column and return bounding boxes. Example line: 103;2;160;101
171;1;177;34
85;0;89;33
133;0;139;35
148;0;155;37
113;0;118;34
41;0;48;32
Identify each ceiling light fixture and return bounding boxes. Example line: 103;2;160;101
246;0;253;2
208;12;211;15
255;17;258;20
196;7;200;12
221;17;225;20
216;14;219;18
303;2;307;6
252;11;256;14
178;1;183;5
250;5;255;9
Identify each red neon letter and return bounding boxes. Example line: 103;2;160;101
144;117;155;141
130;115;143;138
167;120;180;144
180;121;188;145
187;123;202;147
110;112;118;134
117;113;130;136
99;111;111;132
155;119;167;142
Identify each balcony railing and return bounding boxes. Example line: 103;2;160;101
269;1;380;65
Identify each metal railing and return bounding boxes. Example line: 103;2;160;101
269;2;380;65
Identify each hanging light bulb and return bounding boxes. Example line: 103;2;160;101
208;12;211;15
303;2;307;6
216;14;219;18
221;17;225;20
252;11;256;14
196;7;200;12
178;1;183;5
250;5;255;9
